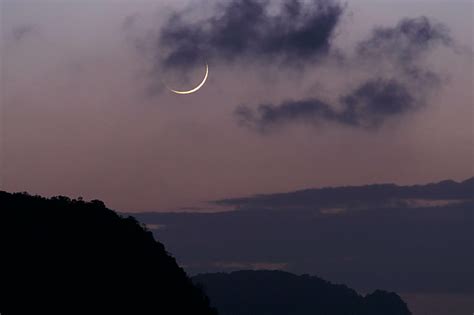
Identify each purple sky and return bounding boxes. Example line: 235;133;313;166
1;0;472;212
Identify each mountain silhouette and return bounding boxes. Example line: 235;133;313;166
0;191;217;315
193;270;412;315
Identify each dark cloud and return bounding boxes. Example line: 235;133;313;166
214;177;474;210
235;78;416;132
11;25;37;42
235;98;336;133
235;16;455;132
357;16;452;65
139;5;455;130
338;79;415;128
158;0;344;69
357;17;453;85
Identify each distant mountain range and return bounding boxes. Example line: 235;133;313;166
193;270;412;315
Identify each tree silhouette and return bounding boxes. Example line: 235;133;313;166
0;191;217;315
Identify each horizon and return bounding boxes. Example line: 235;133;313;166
3;175;472;213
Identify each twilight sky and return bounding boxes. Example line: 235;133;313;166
1;0;472;212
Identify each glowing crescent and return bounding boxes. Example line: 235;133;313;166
168;64;208;95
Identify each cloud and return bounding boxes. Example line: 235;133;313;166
235;78;416;131
357;16;453;85
11;24;38;42
235;98;335;132
234;16;455;132
158;0;344;69
338;79;416;128
213;177;474;210
357;16;452;65
136;5;457;131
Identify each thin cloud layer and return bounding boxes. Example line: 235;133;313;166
159;0;344;69
213;177;474;209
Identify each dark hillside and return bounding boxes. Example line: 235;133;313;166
0;191;217;315
194;270;412;315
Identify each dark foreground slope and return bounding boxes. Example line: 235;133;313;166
194;270;412;315
0;191;216;315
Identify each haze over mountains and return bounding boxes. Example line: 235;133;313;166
132;177;474;315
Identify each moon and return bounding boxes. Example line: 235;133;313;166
167;64;209;95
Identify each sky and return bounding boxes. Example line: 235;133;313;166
1;0;473;212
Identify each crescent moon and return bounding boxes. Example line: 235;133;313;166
167;64;209;95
